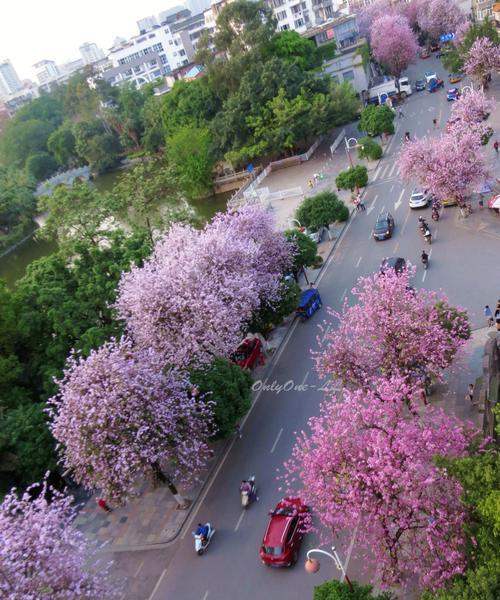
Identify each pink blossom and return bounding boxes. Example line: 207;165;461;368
285;377;476;590
370;15;419;80
464;37;500;86
448;88;496;141
48;337;215;505
417;0;465;42
0;481;119;599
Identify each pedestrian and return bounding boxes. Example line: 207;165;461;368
359;199;366;211
479;194;484;209
97;498;112;513
308;179;314;189
494;140;499;154
353;197;360;211
398;108;404;118
466;383;474;404
234;423;242;439
432;118;438;128
495;307;500;332
484;305;494;327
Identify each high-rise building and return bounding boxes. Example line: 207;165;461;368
79;42;105;65
186;0;212;14
33;60;61;85
0;59;23;99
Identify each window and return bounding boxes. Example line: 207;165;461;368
285;518;298;544
152;43;164;52
159;54;168;65
149;60;157;67
137;37;146;43
179;49;186;56
148;34;156;38
294;18;305;27
280;24;290;30
342;70;354;81
125;69;133;76
325;5;334;17
276;10;287;20
272;0;285;7
152;69;161;77
143;47;151;55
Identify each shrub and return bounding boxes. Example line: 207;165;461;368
314;580;395;600
336;165;368;191
358;137;383;160
296;191;349;230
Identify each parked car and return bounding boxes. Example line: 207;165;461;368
260;498;310;567
447;88;461;101
420;48;431;59
430;43;441;52
442;196;458;207
424;71;438;83
302;226;328;244
448;73;463;83
415;79;425;91
380;257;407;275
372;212;395;240
428;78;444;92
231;337;263;369
409;189;430;209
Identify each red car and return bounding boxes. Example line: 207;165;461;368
231;337;263;369
260;498;310;567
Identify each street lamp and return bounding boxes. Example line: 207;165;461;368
304;545;353;591
288;218;302;229
344;137;358;168
461;84;474;96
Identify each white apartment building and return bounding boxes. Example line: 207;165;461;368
266;0;345;33
79;42;105;65
0;59;23;99
33;59;60;85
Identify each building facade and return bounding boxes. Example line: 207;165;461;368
471;0;495;19
33;59;60;85
80;42;105;65
0;59;23;99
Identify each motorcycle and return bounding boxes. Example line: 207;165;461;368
431;209;440;222
421;254;429;269
193;523;215;555
424;229;432;244
240;476;257;508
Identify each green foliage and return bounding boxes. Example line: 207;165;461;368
47;123;78;167
83;132;122;174
62;72;100;121
358;105;395;137
356;41;371;70
0;119;56;168
15;95;64;127
442;19;499;74
250;279;301;334
284;229;318;272
0;166;36;250
424;445;500;600
167;126;215;198
336;165;368;192
314;579;394;600
25;152;59;182
269;31;322;70
296;191;349;231
435;301;471;341
190;358;252;439
358;137;383;161
142;95;164;153
316;41;337;62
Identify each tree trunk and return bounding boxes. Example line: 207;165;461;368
151;462;189;508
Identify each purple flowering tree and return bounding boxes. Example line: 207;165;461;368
355;0;394;41
464;37;500;88
285;376;474;590
48;337;215;506
417;0;465;42
370;15;419;92
115;204;292;368
448;88;496;142
0;481;119;599
316;267;469;391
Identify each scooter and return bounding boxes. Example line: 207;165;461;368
421;255;429;270
431;209;440;222
193;523;215;555
240;476;257;508
424;229;432;244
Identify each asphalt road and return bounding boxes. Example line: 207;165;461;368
114;55;500;600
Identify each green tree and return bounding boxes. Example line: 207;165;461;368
423;445;500;600
0;119;56;168
14;95;64;127
83;132;122;174
37;180;118;247
442;19;499;74
296;191;349;231
102;83;149;151
62;72;100;121
25;152;59;182
284;229;318;273
358;105;395;137
0;166;36;250
358;137;383;161
250;279;301;335
314;580;394;600
142;95;164;153
72;119;105;162
269;31;322;71
47;122;78;167
190;358;252;439
336;165;369;192
167;126;215;198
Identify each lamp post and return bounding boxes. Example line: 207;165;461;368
304;545;353;591
344;137;359;168
461;84;474;96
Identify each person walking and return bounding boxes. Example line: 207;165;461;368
234;423;242;439
97;498;112;513
398;108;404;119
432;118;438;128
484;305;494;327
495;305;500;332
466;383;475;404
494;140;499;154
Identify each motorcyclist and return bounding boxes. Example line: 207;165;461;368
424;228;432;243
404;131;411;141
240;480;253;494
421;250;429;266
195;523;209;543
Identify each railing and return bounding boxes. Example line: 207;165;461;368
330;128;346;156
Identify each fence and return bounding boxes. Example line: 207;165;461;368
329;128;346;157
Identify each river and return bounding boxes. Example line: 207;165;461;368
0;170;231;288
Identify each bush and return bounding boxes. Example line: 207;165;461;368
25;152;59;181
336;165;368;191
314;580;395;600
190;358;252;439
296;191;349;231
284;229;318;272
358;137;382;160
358;105;395;137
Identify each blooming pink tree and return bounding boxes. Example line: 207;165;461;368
464;37;500;88
370;15;418;91
48;337;215;505
317;267;469;391
0;481;119;599
398;129;488;203
115;204;292;368
285;376;474;590
417;0;465;42
355;0;394;41
448;88;496;142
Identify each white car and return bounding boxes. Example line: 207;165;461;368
424;71;437;83
409;189;430;209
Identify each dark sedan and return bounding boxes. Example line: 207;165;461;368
372;212;395;241
415;80;425;91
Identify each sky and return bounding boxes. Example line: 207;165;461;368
1;0;185;81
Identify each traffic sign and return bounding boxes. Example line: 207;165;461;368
439;32;455;43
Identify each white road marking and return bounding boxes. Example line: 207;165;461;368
134;559;144;578
342;525;359;581
148;569;167;600
321;323;331;343
234;511;246;531
422;269;427;282
270;428;284;454
202;592;209;600
394;189;404;211
372;194;378;205
355;255;362;268
390;184;394;193
340;288;348;302
381;205;385;213
393;241;399;254
389;162;398;177
401;202;411;234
